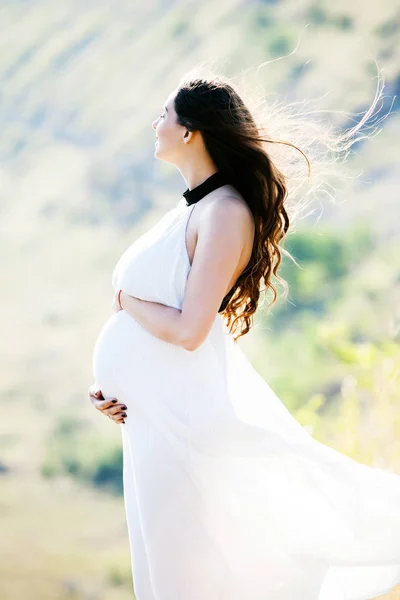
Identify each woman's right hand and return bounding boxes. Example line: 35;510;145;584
88;384;127;424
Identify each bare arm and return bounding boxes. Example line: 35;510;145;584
120;197;249;350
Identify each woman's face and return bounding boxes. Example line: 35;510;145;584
152;89;189;163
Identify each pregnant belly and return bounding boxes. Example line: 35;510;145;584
92;309;192;404
92;309;233;448
93;310;152;394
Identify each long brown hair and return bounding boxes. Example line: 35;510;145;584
174;65;388;342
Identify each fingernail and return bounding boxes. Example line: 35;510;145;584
122;412;127;417
121;406;127;410
112;399;117;403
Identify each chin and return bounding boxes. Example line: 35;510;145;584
154;150;173;165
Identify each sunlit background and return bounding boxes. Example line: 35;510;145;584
1;1;400;598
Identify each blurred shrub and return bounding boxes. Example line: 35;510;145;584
306;4;328;26
267;223;374;325
41;414;123;495
334;15;353;30
303;336;400;469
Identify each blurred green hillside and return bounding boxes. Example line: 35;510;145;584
1;1;400;599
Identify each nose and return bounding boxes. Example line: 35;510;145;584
152;118;159;130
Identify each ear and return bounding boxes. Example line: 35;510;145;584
183;130;193;143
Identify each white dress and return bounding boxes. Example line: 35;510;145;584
92;196;400;600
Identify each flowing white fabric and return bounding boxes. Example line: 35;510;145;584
92;196;400;600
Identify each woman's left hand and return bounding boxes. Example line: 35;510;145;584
111;289;124;313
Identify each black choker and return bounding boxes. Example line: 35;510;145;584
183;171;229;206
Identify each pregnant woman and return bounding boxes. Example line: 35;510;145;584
89;75;400;600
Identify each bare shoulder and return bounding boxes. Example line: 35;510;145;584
193;193;255;277
200;193;254;235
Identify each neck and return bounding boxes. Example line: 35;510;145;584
182;171;230;206
178;160;220;192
